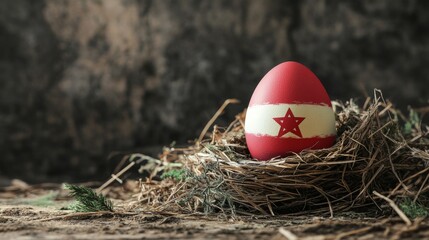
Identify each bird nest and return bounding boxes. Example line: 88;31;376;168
135;90;429;216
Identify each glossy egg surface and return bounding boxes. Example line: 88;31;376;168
245;61;336;160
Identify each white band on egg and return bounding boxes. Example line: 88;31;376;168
245;104;336;139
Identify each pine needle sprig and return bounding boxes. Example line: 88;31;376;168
64;184;114;212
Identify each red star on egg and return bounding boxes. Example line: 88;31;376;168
273;108;305;138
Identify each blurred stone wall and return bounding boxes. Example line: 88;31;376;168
1;0;428;182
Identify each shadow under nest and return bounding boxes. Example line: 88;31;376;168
136;91;429;217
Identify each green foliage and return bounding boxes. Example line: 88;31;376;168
399;198;428;219
403;109;420;135
20;192;57;207
64;184;114;212
161;169;186;181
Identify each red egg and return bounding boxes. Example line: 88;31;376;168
245;61;336;160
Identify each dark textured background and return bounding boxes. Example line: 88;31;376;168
1;0;429;183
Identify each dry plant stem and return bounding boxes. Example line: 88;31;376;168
98;154;164;193
391;218;424;240
279;227;298;240
334;218;389;240
229;182;268;215
373;191;412;226
112;154;131;175
39;211;137;222
414;173;429;202
388;167;429;198
97;161;135;193
334;226;373;240
197;98;240;146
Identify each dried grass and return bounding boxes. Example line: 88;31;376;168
135;90;429;216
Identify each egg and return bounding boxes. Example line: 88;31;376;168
245;61;336;160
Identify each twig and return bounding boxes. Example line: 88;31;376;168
197;98;239;145
391;218;423;240
98;153;163;193
229;182;268;215
279;227;298;240
413;173;429;202
97;161;135;193
334;226;372;240
334;218;389;240
39;211;137;222
373;191;412;226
